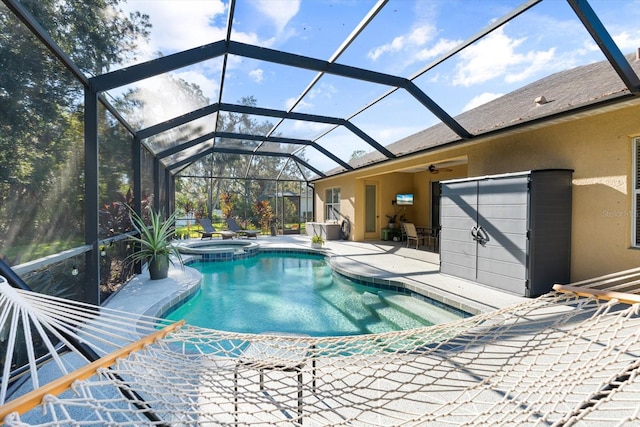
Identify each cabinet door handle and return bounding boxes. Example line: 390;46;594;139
476;226;489;245
471;226;479;241
471;225;489;244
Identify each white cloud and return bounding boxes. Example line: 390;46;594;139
453;28;523;86
117;0;276;105
368;24;437;61
582;40;599;53
308;82;337;101
368;36;403;61
452;27;556;87
249;69;264;83
426;72;442;84
367;22;461;74
286;97;313;111
126;1;227;54
613;31;640;54
461;92;503;113
375;125;423;145
413;38;461;62
504;48;556;84
292;120;328;134
408;25;433;45
253;0;300;33
120;0;266;64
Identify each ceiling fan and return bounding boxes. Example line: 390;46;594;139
428;164;453;174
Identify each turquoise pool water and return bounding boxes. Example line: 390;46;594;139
165;253;464;336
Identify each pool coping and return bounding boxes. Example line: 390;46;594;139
174;239;260;257
328;260;474;318
327;256;489;316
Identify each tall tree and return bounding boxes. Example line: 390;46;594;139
0;0;150;260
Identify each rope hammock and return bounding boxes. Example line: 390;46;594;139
1;272;640;426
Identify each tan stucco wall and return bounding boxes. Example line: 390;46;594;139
465;106;640;281
313;103;640;281
314;179;356;232
314;161;467;240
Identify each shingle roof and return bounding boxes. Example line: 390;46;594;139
342;53;640;172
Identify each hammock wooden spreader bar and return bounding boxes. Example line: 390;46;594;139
0;320;185;423
553;284;640;305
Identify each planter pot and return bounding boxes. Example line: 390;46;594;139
311;242;323;249
388;223;395;229
148;256;169;280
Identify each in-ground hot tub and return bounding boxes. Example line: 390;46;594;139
176;239;259;261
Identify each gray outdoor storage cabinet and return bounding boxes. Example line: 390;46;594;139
440;170;572;297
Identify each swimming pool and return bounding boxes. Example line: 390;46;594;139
165;252;466;336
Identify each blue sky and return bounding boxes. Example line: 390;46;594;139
117;0;640;173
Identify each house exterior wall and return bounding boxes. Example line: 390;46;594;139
313;102;640;282
314;179;356;230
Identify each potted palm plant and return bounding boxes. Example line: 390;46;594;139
311;234;325;249
126;205;183;280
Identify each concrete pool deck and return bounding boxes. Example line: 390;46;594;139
103;235;527;318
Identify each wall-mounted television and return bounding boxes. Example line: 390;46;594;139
396;193;414;205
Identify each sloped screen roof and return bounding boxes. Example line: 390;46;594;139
8;0;640;182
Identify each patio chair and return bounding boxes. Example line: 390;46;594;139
197;218;235;240
403;222;428;249
226;218;259;239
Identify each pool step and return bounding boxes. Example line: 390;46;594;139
361;292;428;331
318;289;389;334
377;291;463;325
360;292;392;333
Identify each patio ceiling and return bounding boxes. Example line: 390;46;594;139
7;0;640;182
